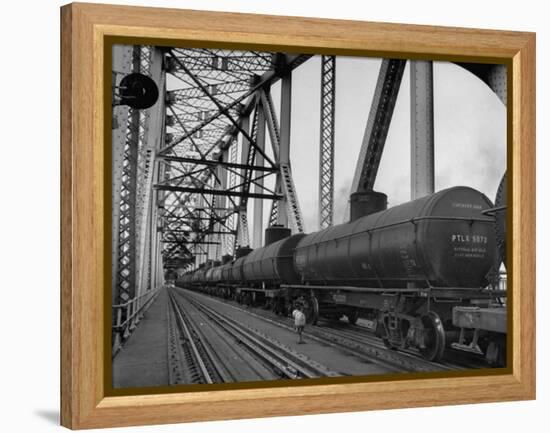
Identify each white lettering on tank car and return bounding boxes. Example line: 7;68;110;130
452;246;487;258
451;234;487;243
451;202;483;210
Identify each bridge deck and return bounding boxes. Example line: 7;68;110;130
112;287;170;389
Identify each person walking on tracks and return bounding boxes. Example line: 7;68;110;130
292;304;306;344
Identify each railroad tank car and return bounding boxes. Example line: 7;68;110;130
175;186;504;362
191;267;205;284
229;256;246;283
450;174;508;365
205;267;215;283
241;234;305;284
220;262;233;282
211;265;223;283
178;272;190;285
294;186;496;288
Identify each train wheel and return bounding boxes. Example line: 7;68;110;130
273;297;285;315
304;296;319;325
347;310;359;325
382;338;398;350
419;311;446;361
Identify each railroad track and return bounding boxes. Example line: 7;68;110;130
167;288;341;384
315;320;468;371
168;289;281;384
344;322;492;370
167;290;225;384
175;287;468;374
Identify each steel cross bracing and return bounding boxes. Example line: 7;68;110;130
318;56;336;229
157;49;310;269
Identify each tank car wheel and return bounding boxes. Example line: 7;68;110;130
419;311;446;361
382;338;398;350
273;297;285;315
347;310;359;325
304;296;319;325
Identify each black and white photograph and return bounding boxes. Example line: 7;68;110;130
110;44;508;389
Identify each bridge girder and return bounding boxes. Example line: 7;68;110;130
158;49;310;268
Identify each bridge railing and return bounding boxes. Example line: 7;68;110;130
112;286;162;356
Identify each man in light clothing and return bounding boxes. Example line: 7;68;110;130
292;305;306;344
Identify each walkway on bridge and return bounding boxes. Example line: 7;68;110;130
112;287;170;389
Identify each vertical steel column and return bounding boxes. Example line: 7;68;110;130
111;44;134;306
277;72;292;227
207;176;217;260
216;150;228;258
150;196;159;290
486;65;507;106
410;60;435;200
253;99;267;248
319;56;336;229
114;46;141;304
236;114;251;248
227;139;238;254
136;47;164;305
196;194;205;265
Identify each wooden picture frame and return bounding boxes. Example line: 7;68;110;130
60;2;536;429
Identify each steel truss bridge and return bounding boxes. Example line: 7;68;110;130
111;45;506;350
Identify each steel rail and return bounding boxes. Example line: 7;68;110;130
345;322;491;370
173;290;302;380
314;321;463;372
174;290;339;379
169;291;235;382
178;287;460;374
166;299;194;384
167;291;215;384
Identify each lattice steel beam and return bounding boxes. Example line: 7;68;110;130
252;97;267;248
168;53;277;169
114;46;142;304
111;44;134;307
154;185;281;200
234;105;257;248
226;138;238;255
158;155;276;172
160;53;310;155
318;56;336;229
135;47;165;302
279;163;304;233
276;71;293;227
350;59;406;193
159;50;312;261
169;49;276;73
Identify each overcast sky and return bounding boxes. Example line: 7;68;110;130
251;55;506;233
